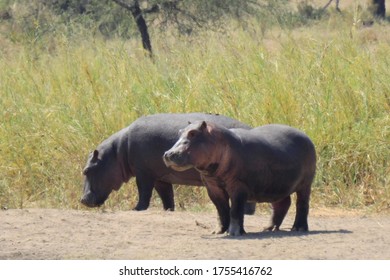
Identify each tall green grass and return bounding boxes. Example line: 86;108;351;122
0;15;389;211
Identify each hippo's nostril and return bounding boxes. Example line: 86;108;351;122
163;150;183;167
165;150;177;161
163;151;170;160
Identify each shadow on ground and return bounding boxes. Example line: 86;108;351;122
202;229;353;240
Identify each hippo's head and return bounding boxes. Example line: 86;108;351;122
163;121;220;173
80;148;124;207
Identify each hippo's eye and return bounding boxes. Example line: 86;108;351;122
83;167;90;175
83;162;99;175
187;130;198;139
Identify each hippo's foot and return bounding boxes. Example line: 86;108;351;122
132;205;147;211
291;226;308;232
263;225;280;232
212;227;226;235
227;228;246;236
227;219;245;236
291;220;309;232
212;218;229;234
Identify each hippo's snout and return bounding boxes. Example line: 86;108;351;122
163;150;179;164
80;196;91;207
80;189;107;208
80;196;102;208
163;150;192;171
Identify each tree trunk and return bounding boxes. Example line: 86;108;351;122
372;0;386;19
112;0;153;56
130;2;152;55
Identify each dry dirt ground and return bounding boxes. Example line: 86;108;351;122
1;207;389;260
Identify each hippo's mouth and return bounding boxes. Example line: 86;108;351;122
163;149;194;172
169;164;193;172
80;190;109;208
80;196;104;208
163;156;193;172
80;200;99;207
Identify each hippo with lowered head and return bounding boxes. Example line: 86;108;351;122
81;113;256;214
164;121;316;236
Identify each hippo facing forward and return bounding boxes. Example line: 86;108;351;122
81;113;256;213
164;121;316;236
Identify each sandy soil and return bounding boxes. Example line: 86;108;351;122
1;207;389;260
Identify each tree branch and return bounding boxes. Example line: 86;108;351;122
322;0;341;12
111;0;136;13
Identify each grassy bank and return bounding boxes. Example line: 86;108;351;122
0;11;389;212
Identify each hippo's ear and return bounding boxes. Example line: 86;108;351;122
92;150;99;160
199;121;207;131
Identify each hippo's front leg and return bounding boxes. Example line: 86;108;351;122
133;174;155;211
228;190;247;236
204;180;230;234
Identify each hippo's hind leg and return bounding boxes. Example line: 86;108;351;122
291;188;310;231
155;181;175;211
133;173;155;211
264;196;291;231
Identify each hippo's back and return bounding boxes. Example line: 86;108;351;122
234;124;315;162
126;113;250;183
233;124;316;177
133;113;250;132
129;113;249;146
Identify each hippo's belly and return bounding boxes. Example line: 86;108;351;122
159;169;203;186
245;167;303;202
